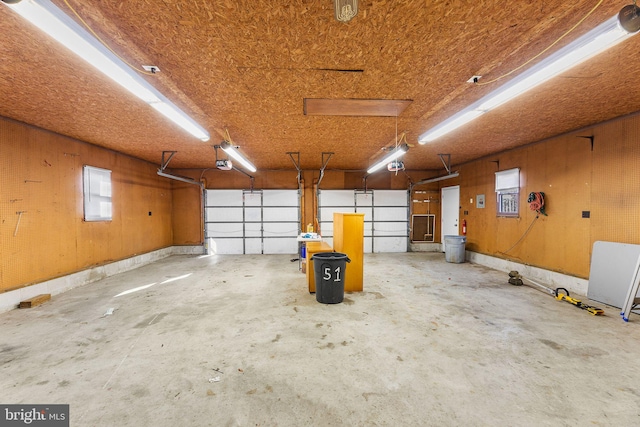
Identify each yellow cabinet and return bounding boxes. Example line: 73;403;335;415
306;241;334;293
333;212;364;292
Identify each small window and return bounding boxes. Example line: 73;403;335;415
495;168;520;217
83;165;112;221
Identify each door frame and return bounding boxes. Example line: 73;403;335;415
441;185;460;252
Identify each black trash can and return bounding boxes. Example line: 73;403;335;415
311;252;351;304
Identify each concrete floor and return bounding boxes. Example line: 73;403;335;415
1;252;640;426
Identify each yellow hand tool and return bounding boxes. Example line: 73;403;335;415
508;271;604;316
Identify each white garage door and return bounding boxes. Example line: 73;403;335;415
205;189;300;254
318;190;408;253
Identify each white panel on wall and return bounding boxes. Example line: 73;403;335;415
588;241;640;307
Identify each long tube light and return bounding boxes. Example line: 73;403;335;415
221;141;257;172
367;143;408;174
2;0;210;142
419;11;639;144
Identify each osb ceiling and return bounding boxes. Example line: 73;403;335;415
1;0;640;173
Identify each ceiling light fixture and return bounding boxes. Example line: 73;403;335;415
367;144;408;174
220;141;256;173
418;7;640;144
1;0;210;142
334;0;358;22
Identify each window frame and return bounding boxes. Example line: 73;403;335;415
83;165;112;222
495;168;520;217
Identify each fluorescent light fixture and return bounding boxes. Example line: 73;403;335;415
367;143;408;174
421;110;484;143
150;103;209;141
2;0;210;141
221;141;257;172
419;12;639;144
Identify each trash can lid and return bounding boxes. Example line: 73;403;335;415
311;252;351;262
444;235;466;242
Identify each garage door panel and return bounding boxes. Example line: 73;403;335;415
320;207;354;222
209;238;243;254
244;222;262;237
264;208;298;222
373;237;406;253
244;193;262;206
374;190;407;206
319;190;355;206
318;189;407;253
206;207;243;222
320;223;334;237
264;238;298;254
374;207;407;221
206;223;243;237
363;222;373;237
364;237;373;253
245;238;262;254
264;222;298;236
356;207;373;222
205;189;300;255
373;221;407;234
207;190;243;206
244;207;261;222
356;192;373;206
263;190;298;206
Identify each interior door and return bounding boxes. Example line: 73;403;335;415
441;185;460;252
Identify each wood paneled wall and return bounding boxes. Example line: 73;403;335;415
5;111;639;291
455;113;640;279
0;118;173;292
